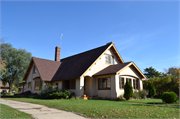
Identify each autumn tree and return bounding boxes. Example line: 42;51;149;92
1;43;31;91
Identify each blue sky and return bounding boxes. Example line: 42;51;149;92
1;1;179;73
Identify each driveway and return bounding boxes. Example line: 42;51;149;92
0;99;87;119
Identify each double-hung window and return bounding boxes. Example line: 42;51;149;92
119;77;124;89
98;78;111;90
105;54;114;64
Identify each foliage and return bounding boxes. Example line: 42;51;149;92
0;57;7;77
38;90;71;99
144;66;161;78
132;91;139;99
146;82;156;98
143;67;179;97
1;104;33;118
1;43;31;91
138;90;148;99
4;98;179;118
161;92;178;103
12;87;18;92
123;80;133;100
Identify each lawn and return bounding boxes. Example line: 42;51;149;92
0;104;34;119
127;99;179;106
3;97;179;118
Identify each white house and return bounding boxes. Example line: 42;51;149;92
21;42;146;99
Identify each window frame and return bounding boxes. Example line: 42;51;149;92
119;77;125;89
28;82;31;89
132;79;139;90
98;77;111;90
33;66;37;73
34;79;41;90
63;79;76;90
105;54;114;64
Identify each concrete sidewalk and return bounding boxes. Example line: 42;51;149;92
0;99;87;119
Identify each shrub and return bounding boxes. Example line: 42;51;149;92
161;92;178;103
132;91;139;99
123;80;133;100
12;87;18;92
117;95;125;101
38;90;71;99
139;90;148;99
146;82;156;98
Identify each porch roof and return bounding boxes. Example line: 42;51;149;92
93;62;131;76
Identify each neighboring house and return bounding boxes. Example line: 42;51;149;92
21;42;146;99
0;80;15;93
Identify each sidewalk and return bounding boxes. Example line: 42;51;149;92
0;99;87;119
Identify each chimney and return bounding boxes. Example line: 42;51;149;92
55;46;61;61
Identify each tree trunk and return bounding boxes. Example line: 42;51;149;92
8;81;13;93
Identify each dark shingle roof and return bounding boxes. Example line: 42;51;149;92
51;43;111;81
93;62;131;76
33;57;61;81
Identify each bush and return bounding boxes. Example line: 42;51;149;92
132;91;140;99
161;92;178;103
38;90;71;99
12;87;18;92
123;80;133;100
146;82;156;98
139;90;148;99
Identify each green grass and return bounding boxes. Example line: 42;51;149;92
3;98;180;118
0;104;34;119
127;99;179;106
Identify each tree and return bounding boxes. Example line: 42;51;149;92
146;82;156;98
123;80;133;100
1;43;31;91
143;67;179;97
144;67;161;78
0;57;7;77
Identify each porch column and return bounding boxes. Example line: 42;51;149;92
76;77;84;97
110;74;119;99
91;77;96;97
58;81;62;91
139;79;143;90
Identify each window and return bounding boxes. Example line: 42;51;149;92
33;66;37;73
98;78;111;90
63;79;76;90
119;77;124;89
105;54;114;64
133;79;139;90
56;83;58;90
127;78;132;85
136;79;139;90
34;80;41;90
28;82;31;88
133;79;136;89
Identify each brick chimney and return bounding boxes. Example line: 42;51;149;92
55;46;61;61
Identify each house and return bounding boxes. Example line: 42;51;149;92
20;42;146;99
0;80;15;93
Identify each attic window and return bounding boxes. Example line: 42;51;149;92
105;54;114;64
33;66;37;73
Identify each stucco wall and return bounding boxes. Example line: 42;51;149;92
85;48;120;77
25;64;41;94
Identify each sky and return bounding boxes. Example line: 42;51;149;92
1;0;179;73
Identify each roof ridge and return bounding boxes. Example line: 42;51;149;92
60;43;111;61
33;57;61;63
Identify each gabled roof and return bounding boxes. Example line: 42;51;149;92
23;57;61;81
51;43;113;81
93;62;131;76
93;62;146;79
23;42;125;81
